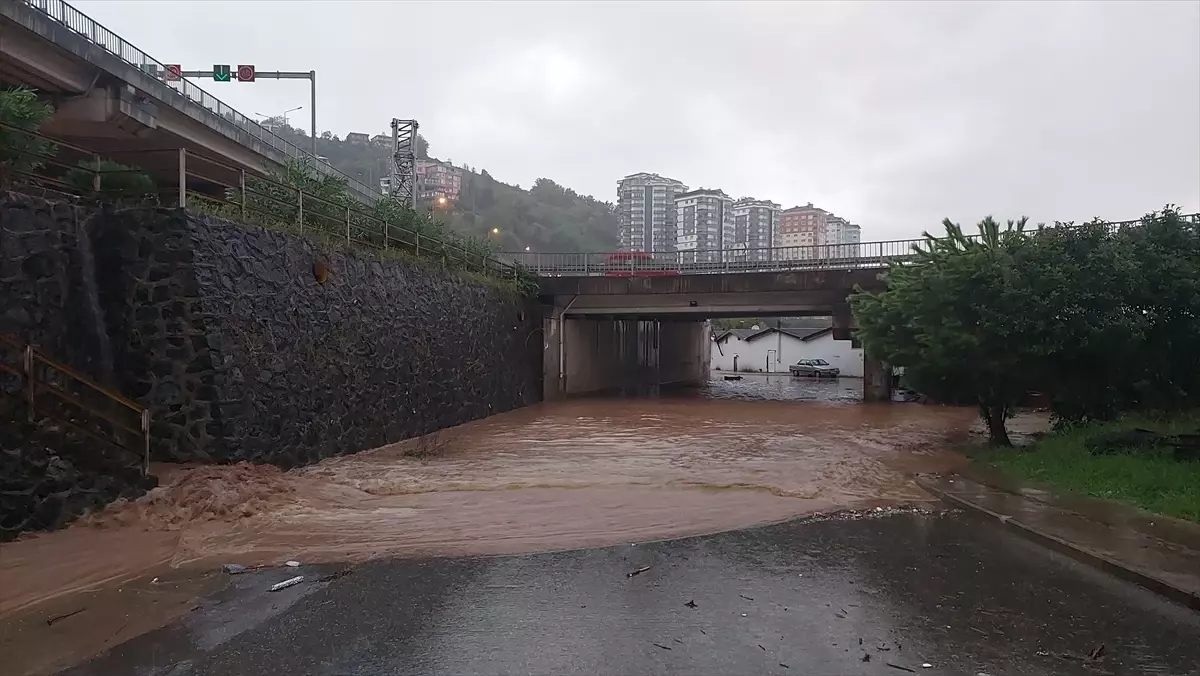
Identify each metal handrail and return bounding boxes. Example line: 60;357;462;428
505;214;1200;276
16;0;379;204
0;334;150;474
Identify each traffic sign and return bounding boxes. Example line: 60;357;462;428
213;64;231;82
164;64;182;81
236;64;256;82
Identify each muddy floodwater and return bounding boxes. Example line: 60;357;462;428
0;375;977;674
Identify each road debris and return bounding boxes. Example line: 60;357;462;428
685;599;698;608
779;663;789;669
651;642;672;651
862;653;871;662
222;563;248;574
627;566;651;578
268;576;304;592
886;663;916;673
739;594;755;601
45;607;86;626
285;560;301;567
758;644;766;651
922;664;933;669
1087;643;1106;660
318;569;353;583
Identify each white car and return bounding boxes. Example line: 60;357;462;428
789;359;840;378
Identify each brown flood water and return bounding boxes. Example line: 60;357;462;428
0;376;977;674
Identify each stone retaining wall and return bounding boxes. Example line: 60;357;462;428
0;192;542;538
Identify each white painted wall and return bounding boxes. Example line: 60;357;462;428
711;334;752;371
711;330;864;377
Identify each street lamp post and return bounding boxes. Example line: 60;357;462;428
256;105;303;129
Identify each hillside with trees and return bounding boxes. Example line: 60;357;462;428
265;120;618;253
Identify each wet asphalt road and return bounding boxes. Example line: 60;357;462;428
67;510;1200;676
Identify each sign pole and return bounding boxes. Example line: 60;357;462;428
173;65;318;158
310;70;317;156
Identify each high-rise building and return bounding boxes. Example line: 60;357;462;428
825;214;849;246
731;198;781;261
779;203;830;254
617;172;688;253
675;189;734;262
842;223;862;243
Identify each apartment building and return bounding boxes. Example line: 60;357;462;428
731;198;781;261
618;172;688;253
675;189;734;262
779;203;830;253
416;159;463;202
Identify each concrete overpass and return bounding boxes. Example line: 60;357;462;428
0;0;377;202
522;214;1199;403
537;266;891;402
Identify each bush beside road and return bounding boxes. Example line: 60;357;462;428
979;411;1200;523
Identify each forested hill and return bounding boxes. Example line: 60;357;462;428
266;121;618;252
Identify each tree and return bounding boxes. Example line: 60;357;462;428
0;86;55;174
850;217;1035;445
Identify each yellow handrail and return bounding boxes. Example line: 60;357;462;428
0;334;150;475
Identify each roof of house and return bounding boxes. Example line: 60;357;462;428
714;321;835;344
714;328;761;342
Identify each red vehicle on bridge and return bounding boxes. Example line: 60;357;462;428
602;251;680;277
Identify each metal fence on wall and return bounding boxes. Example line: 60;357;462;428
0;122;518;280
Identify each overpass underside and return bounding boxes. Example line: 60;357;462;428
539;269;892;401
542;315;710;398
0;1;371;202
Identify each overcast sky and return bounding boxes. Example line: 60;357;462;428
76;0;1200;240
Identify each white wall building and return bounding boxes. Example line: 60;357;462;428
618;172;688;254
711;324;864;377
676;189;734;262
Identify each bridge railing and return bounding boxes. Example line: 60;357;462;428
504;239;927;276
17;0;379;204
505;214;1199;276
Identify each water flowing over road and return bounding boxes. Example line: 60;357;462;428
1;376;978;674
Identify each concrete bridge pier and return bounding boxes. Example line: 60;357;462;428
833;307;890;402
863;356;891;402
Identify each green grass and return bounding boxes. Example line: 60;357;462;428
979;411;1200;523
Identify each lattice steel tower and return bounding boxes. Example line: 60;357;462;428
389;119;419;208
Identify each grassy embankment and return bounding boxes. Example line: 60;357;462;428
979;411;1200;523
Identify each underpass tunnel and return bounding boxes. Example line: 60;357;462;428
542;306;889;401
541;312;711;398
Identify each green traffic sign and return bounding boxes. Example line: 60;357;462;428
213;64;231;82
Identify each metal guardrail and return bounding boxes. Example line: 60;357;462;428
0;334;150;475
505;240;920;276
505;214;1200;276
17;0;379;204
0;122;518;280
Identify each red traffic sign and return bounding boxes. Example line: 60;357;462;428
164;64;182;81
236;64;256;82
